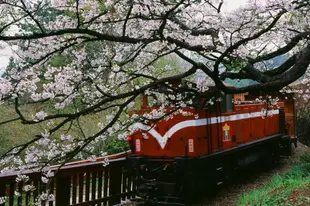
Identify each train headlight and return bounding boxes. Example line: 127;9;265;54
127;136;134;152
127;136;132;141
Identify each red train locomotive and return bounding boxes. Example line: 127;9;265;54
126;81;297;205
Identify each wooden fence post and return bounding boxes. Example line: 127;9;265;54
56;176;71;206
109;162;122;205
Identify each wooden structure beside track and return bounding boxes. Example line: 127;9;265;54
0;151;135;206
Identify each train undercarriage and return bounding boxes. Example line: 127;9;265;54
127;134;296;205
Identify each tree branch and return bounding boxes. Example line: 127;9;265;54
252;31;310;63
214;9;287;74
0;28;158;44
216;43;310;94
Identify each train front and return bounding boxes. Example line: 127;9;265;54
126;86;211;204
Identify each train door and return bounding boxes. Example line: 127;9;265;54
204;106;213;155
234;105;247;144
205;92;223;153
284;97;296;137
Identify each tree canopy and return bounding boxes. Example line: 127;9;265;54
0;0;309;173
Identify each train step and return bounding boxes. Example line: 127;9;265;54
148;196;186;206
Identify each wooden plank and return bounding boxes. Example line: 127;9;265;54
33;180;39;204
97;170;103;200
25;189;30;206
132;173;136;199
126;174;132;199
109;162;122;205
103;167;109;206
78;173;84;203
71;192;131;206
9;183;14;206
121;167;126;201
91;172;97;205
85;173;90;202
17;182;22;206
39;180;47;206
49;179;55;206
72;175;77;204
55;176;70;206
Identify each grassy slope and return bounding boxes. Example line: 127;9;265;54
0;104;39;155
0;103;128;157
239;149;310;206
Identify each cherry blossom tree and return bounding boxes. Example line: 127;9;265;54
0;0;309;175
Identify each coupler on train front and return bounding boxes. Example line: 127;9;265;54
126;155;204;205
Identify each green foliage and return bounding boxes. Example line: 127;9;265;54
67;0;76;5
223;60;247;72
296;109;310;146
64;10;84;21
285;164;310;178
19;6;63;33
153;54;183;77
99;2;108;12
294;86;310;146
59;0;109;20
92;138;129;156
299;151;310;163
239;167;310;205
49;54;73;67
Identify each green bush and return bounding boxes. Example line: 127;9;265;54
296;110;310;146
295;87;310;147
92;138;129;156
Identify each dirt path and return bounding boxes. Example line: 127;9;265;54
202;143;310;206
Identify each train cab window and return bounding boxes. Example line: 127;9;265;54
226;94;234;112
221;92;234;113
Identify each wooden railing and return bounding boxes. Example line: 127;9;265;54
0;152;136;206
